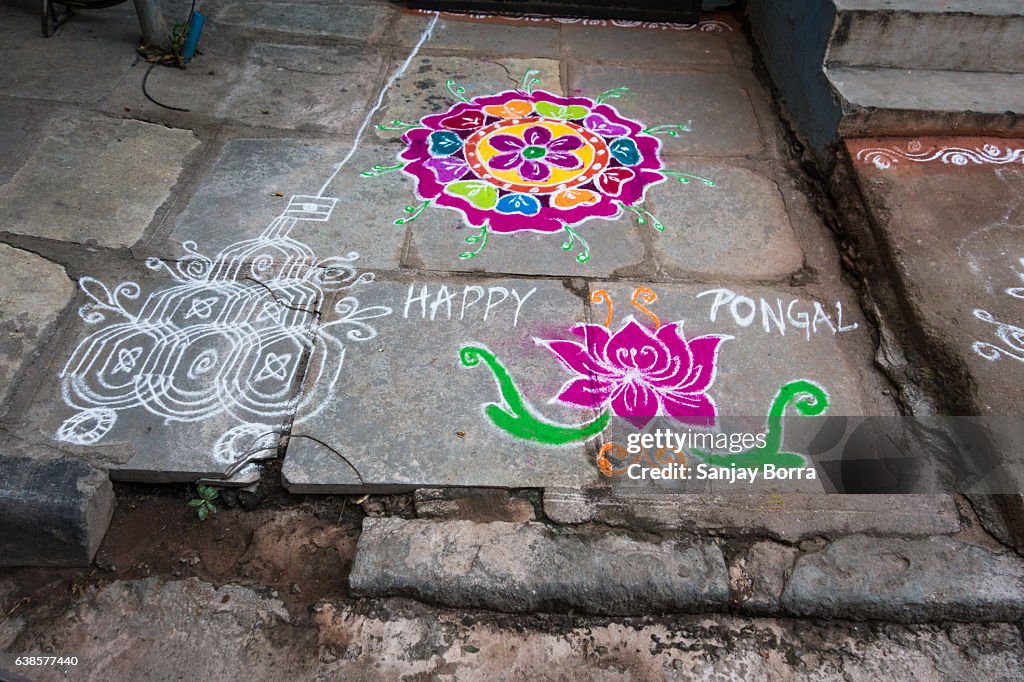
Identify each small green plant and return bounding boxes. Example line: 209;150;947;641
189;485;219;520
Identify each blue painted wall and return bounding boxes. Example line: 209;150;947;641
746;0;843;151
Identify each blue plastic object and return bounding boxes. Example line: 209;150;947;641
181;10;205;63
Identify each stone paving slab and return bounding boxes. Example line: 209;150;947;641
350;517;729;615
847;137;1024;417
283;276;600;492
561;23;733;68
0;98;43;186
167;138;411;270
646;160;804;280
388;13;560;58
403;198;650;277
782;534;1024;622
570;65;763;158
0;245;74;411
0;3;138;103
213;1;395;42
0;116;199;249
0;434;114;567
105;37;386;134
5;266;316;482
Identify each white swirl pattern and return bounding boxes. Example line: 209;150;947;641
55;196;394;454
856;142;1024;170
973;257;1024;365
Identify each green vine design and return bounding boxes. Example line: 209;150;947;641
595;87;629;105
458;224;490;260
375;120;420;132
520;68;541;95
642;123;692;137
692;380;830;470
394;200;430;225
446;79;470;103
617;201;665;231
360;163;406;178
460;346;609;445
660;169;715;187
560;225;591;263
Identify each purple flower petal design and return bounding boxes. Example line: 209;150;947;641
547;135;585;152
489;134;525;152
489;152;524;170
538;339;616;378
423;157;470;184
523;125;552;147
584;113;630;137
539;316;727;428
520;160;551;182
662;391;716;427
611;381;659;429
556;376;615;410
545;151;584;170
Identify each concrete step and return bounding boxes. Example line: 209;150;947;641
828;0;1024;73
350;517;1024;621
827;66;1024;137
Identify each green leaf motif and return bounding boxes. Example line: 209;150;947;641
535;101;589;120
445;181;499;210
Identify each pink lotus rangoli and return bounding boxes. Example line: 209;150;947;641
364;72;713;263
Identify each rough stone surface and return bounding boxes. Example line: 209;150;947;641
0;116;199;248
214;1;394;41
9;583;1024;680
0;245;74;411
730;541;798;614
11;578;293;676
648;161;804;279
0;438;114;566
0;3;138;103
570;65;763;157
782;534;1024;622
350;517;729;615
167;139;410;270
544;489;963;539
106;40;385;134
561;24;733;67
283;277;600;492
413;488;536;523
0;98;42;186
389;14;560;58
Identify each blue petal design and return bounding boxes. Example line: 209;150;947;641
608;137;641;166
429;130;463;156
495;193;541;216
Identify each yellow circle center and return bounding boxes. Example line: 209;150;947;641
477;120;594;188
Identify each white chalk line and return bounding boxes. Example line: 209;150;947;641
316;12;439;198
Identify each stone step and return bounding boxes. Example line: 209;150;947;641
350;518;1024;621
349;518;730;615
828;0;1024;74
827;66;1024;138
0;437;115;567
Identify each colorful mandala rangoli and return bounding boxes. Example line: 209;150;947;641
364;71;713;263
